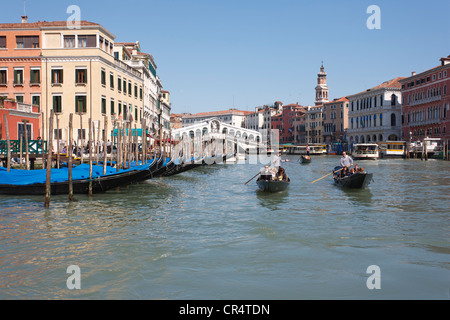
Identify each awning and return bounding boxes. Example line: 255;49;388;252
113;129;149;137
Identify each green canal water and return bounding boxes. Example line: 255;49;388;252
0;155;449;299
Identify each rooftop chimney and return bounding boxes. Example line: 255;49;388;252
411;71;416;76
21;16;28;23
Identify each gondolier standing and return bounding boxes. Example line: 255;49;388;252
273;151;290;169
340;152;354;168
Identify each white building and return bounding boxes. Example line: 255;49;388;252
347;77;406;145
114;42;162;135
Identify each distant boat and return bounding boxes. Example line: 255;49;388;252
352;143;380;160
301;155;311;164
332;166;373;189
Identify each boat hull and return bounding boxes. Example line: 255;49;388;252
0;168;151;196
333;173;373;189
256;179;290;193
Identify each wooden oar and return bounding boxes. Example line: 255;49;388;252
244;162;273;185
311;164;356;184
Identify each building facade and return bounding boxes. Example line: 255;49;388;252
322;97;349;144
1;17;167;147
0;99;40;140
305;105;324;144
347;77;405;145
400;56;450;143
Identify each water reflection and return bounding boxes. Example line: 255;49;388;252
256;190;289;210
341;188;374;208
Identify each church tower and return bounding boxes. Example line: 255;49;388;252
315;64;329;106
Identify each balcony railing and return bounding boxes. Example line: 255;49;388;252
409;95;441;107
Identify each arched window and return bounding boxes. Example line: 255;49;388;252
391;113;396;127
391;94;397;106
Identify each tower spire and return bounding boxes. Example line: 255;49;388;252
315;63;329;106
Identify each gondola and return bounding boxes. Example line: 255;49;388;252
256;170;290;193
300;155;311;164
0;162;155;196
332;166;373;189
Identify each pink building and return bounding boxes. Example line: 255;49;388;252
400;55;450;142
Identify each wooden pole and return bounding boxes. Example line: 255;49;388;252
56;116;60;169
22;120;30;171
3;114;11;172
103;116;108;175
79;113;84;164
96;121;100;165
68;113;74;202
41;112;45;168
88;118;93;197
135;124;138;165
19;137;23;169
116;122;121;172
44;110;54;208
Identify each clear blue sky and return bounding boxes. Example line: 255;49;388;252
4;0;450;114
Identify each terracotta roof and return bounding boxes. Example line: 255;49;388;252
0;20;100;29
324;96;348;105
349;77;406;97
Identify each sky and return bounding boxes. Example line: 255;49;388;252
3;0;450;114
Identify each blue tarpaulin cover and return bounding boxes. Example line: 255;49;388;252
0;159;158;186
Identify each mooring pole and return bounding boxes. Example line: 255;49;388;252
44;110;54;208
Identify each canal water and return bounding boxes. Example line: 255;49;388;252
0;155;448;300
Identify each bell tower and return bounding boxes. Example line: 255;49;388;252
315;63;329;106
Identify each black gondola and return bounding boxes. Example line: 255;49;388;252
256;169;290;193
332;166;373;189
301;155;311;164
0;165;153;196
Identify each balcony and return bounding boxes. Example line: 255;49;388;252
1;100;40;114
409;95;441;107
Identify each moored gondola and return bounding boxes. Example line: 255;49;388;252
332;166;373;189
0;162;155;196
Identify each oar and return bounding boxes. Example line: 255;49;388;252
311;164;356;184
244;162;273;185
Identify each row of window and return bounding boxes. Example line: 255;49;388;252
0;68;40;85
404;70;448;89
0;35;39;49
404;104;447;124
350;113;393;129
0;34;116;52
406;85;447;104
0;68;143;100
350;94;398;112
51;95;142;121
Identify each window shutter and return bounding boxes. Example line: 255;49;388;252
87;35;96;47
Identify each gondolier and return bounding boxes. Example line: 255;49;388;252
273;152;290;169
340;152;354;168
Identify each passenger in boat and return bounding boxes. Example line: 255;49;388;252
358;167;365;173
260;165;273;181
306;145;311;156
277;167;289;181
